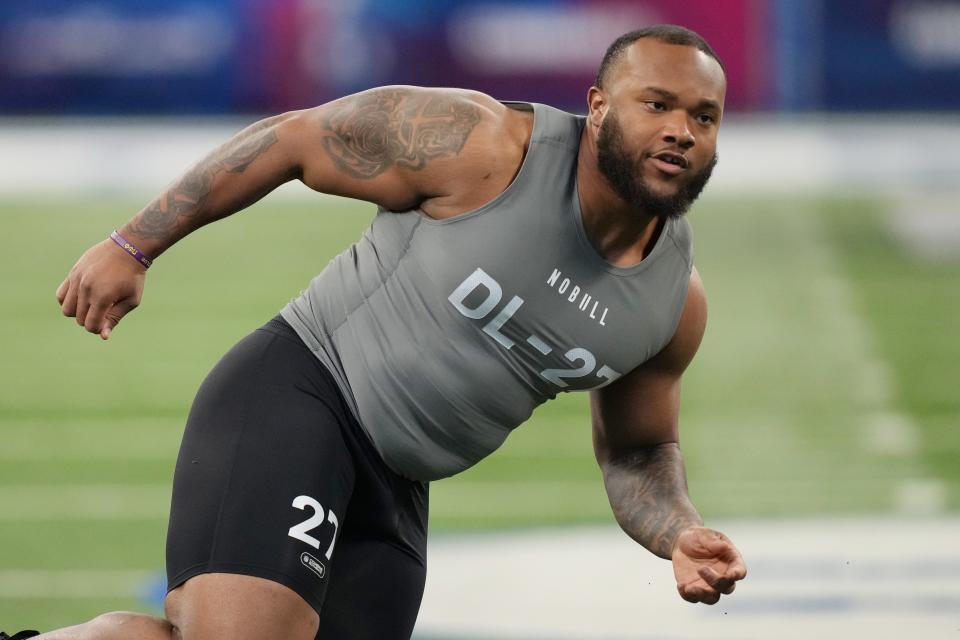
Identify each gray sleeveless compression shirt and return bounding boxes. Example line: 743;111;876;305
281;102;693;481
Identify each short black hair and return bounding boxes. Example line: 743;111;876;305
595;25;724;89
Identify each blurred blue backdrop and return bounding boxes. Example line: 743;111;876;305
2;0;958;115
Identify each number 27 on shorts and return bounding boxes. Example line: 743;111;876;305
288;495;339;561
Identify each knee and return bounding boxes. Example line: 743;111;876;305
70;611;173;639
89;612;145;628
165;574;318;640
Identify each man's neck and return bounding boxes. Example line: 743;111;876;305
576;126;662;268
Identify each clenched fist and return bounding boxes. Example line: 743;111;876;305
56;238;147;340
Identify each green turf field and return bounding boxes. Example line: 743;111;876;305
0;193;957;630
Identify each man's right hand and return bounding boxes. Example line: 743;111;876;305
56;238;146;340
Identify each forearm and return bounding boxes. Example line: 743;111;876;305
601;442;703;559
121;113;299;256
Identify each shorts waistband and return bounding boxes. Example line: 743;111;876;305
257;314;308;347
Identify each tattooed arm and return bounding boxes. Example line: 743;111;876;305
121;114;294;254
591;269;747;604
57;86;518;338
123;86;499;255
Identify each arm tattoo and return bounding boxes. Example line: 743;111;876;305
128;118;280;240
320;88;481;179
602;443;703;559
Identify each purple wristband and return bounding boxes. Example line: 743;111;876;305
109;230;154;268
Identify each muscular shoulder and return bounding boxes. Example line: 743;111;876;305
319;86;496;175
378;87;533;217
286;86;531;213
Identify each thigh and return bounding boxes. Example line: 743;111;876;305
166;573;318;640
166;321;356;615
315;538;427;640
316;461;429;640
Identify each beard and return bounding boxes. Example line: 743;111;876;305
596;109;717;220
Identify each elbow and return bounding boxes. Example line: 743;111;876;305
600;441;681;470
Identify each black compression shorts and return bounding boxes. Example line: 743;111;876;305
166;316;429;639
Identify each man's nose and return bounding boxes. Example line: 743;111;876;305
662;114;695;149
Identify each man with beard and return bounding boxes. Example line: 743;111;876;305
44;23;745;640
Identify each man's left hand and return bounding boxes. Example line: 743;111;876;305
671;526;746;605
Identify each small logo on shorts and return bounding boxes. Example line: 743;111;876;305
300;552;326;578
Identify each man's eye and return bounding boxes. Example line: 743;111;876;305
646;101;666;111
697;113;715;124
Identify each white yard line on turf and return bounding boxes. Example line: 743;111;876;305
802;207;944;514
0;449;175;462
0;570;151;599
0;485;169;520
887;191;960;259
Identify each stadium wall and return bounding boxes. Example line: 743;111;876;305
1;118;958;197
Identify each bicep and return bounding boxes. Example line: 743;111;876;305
281;86;498;211
592;268;707;461
590;357;683;462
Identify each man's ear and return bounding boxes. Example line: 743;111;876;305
587;86;607;130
